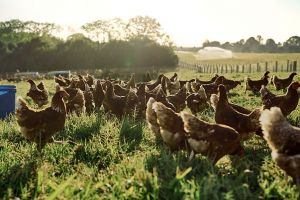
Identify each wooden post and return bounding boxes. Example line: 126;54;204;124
256;63;259;72
265;62;268;72
275;61;278;72
221;66;223;73
230;65;233;73
225;65;228;73
293;61;297;72
242;65;245;73
287;60;289;72
236;65;239;73
281;64;283;72
249;64;251;73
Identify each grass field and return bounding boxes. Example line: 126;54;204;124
1;69;300;199
176;51;300;67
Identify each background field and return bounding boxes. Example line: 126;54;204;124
1;53;300;199
177;51;300;69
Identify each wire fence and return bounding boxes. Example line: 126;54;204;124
179;60;298;73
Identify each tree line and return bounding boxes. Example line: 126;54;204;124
0;17;178;73
201;35;300;53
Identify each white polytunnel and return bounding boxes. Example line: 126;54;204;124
197;47;233;59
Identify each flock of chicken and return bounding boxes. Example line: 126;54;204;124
14;71;300;182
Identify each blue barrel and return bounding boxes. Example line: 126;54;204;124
0;85;16;119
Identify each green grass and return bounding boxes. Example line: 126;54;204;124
1;69;300;199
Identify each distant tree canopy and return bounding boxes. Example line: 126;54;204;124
200;35;300;53
0;17;178;73
81;16;173;46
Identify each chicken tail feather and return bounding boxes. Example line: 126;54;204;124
152;102;176;128
259;107;287;140
146;97;160;136
210;94;219;111
16;96;29;112
180;111;204;137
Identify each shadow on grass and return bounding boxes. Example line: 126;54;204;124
0;153;39;198
58;112;104;142
144;147;221;199
142;136;269;199
119;117;143;152
228;92;239;97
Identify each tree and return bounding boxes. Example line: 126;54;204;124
24;21;59;36
256;35;263;44
82;20;110;42
202;40;210;48
231;39;244;52
243;37;260;52
221;42;233;50
126;16;171;46
283;36;300;52
0;19;25;35
265;38;278;52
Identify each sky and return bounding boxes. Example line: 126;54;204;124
1;0;300;46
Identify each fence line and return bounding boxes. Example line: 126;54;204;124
178;60;298;73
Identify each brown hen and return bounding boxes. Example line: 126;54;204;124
167;86;187;112
260;82;300;117
93;80;105;109
103;81;128;118
272;72;297;91
152;101;187;150
146;97;160;138
146;74;164;91
27;79;49;107
213;85;261;140
260;107;300;183
186;85;209;114
245;71;270;93
83;84;95;115
16;90;69;150
66;88;86;116
181;112;244;164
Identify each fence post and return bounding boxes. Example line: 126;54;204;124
287;60;289;72
265;62;268;72
275;61;278;72
236;65;239;73
230;65;233;73
249;64;251;73
293;61;297;72
225;65;228;73
242;65;245;73
257;63;259;72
